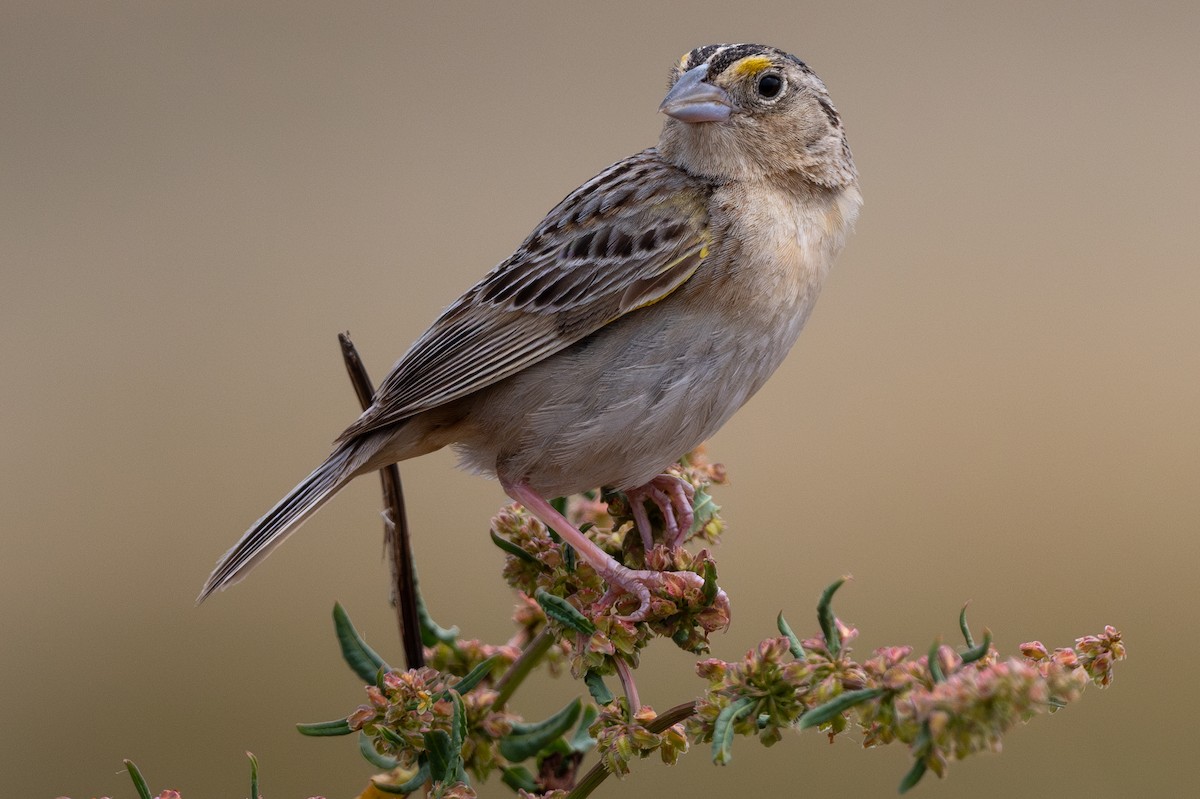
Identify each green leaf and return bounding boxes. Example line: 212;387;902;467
499;697;583;761
569;704;599;754
898;756;928;794
958;603;975;648
960;628;993;665
912;721;931;751
505;696;583;739
584;670;614;705
296;718;354;737
424;729;457;784
898;719;933;793
701;560;718;605
373;760;430;794
928;638;945;683
490;528;538;563
247;751;259;799
798;688;885;729
451;654;501;695
711;696;756;765
377;725;407;747
776;611;806;661
501;765;539;792
563;535;577;572
123;760;152;799
451;695;468;782
359;731;399;769
333;602;392;682
535;588;595;635
690;485;720;531
449;691;467;761
817;577;847;657
551;496;568;516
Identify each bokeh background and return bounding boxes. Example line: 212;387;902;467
3;2;1197;797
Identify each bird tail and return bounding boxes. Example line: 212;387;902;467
197;443;363;603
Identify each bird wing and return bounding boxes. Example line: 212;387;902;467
337;148;713;442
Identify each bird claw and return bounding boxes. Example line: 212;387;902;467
594;563;727;625
625;474;696;551
594;565;660;621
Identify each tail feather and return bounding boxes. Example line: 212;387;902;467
197;446;358;603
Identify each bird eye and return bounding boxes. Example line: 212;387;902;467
757;73;784;99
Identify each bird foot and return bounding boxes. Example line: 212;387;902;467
594;563;722;622
625;474;696;551
502;477;724;624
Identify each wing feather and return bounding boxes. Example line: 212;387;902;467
337;148;713;442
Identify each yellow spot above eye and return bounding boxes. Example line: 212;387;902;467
679;52;690;68
729;55;773;78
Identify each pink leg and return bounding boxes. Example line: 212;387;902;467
626;490;657;553
625;475;696;550
503;478;702;621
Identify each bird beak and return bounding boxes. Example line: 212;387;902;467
659;64;733;123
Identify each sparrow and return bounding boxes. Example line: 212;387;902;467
199;43;861;619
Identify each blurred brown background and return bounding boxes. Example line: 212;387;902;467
3;2;1197;797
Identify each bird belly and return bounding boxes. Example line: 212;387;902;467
449;284;813;498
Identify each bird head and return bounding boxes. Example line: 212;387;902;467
658;43;857;188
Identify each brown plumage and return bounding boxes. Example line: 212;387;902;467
199;44;862;618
